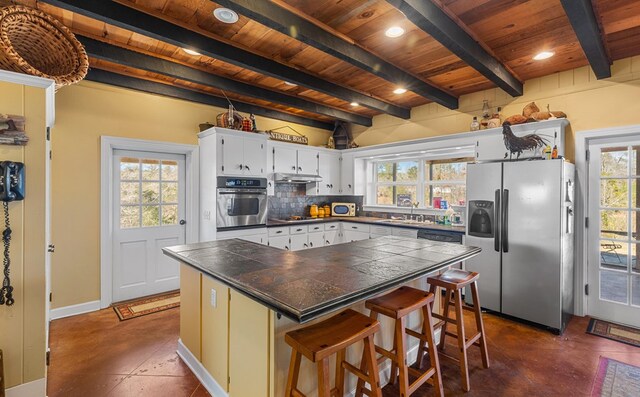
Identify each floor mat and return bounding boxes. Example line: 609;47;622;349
587;318;640;348
113;291;180;321
591;357;640;397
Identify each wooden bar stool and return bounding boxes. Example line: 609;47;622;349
285;309;383;397
427;269;490;392
356;286;444;397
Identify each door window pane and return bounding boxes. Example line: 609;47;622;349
162;205;178;225
142;160;160;180
600;240;628;271
142;205;160;227
120;182;139;205
141;182;160;204
161;182;178;203
600;270;628;304
633;275;640;307
120;158;139;180
121;206;140;228
632;146;640;176
162;161;178;181
600;179;628;208
600;210;628;239
632;242;640;274
601;147;628;177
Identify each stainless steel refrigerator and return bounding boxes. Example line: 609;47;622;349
464;159;575;333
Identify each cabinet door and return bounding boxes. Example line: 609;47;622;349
201;275;229;392
340;153;354;195
290;233;309;251
219;134;244;176
343;230;370;242
324;230;339;246
307;231;325;249
240;233;267;245
391;227;418;238
243;138;267;176
273;145;298;174
229;291;270;397
268;235;290;250
297;149;318;175
318;152;340;195
180;264;201;360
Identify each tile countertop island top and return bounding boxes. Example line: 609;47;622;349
163;236;480;323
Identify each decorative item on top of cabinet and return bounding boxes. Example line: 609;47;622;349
216;105;243;130
267;125;308;145
0;114;27;145
327;135;335;149
504;102;567;125
502;121;547;160
199;122;215;132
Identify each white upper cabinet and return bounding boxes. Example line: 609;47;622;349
318;152;341;195
272;144;298;174
297;148;319;175
340;153;354;195
217;132;267;177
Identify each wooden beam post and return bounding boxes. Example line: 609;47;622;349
217;0;459;109
42;0;411;119
560;0;611;79
385;0;523;97
85;69;335;130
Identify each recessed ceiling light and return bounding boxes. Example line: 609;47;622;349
533;51;555;60
213;7;239;24
385;26;405;38
182;48;201;56
284;81;297;86
393;87;407;94
350;102;359;107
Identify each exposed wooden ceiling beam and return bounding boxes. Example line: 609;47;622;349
216;0;459;109
79;36;372;126
42;0;410;119
85;69;335;130
560;0;611;79
385;0;523;97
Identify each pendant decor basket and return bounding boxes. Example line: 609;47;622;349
0;5;89;89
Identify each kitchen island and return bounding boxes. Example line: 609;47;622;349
163;236;480;397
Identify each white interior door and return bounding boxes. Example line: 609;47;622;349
588;141;640;327
112;150;186;303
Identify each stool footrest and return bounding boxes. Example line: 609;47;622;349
465;332;482;349
432;312;458;326
407;366;437;395
462;304;475;312
405;328;428;342
342;361;372;384
374;345;396;362
291;388;305;397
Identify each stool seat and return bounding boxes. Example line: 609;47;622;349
365;286;433;319
427;269;478;289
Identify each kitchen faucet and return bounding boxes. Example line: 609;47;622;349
410;202;419;220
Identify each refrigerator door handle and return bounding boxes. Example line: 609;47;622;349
494;189;501;252
502;189;509;253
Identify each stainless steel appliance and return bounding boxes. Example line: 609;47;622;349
465;159;575;334
274;173;322;183
331;202;356;217
216;177;267;229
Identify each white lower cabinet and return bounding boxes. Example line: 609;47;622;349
392;227;418;238
343;230;370;242
290;234;309;251
268;235;290;250
217;228;268;245
308;232;325;249
324;230;339;246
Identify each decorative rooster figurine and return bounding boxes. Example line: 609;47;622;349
502;121;547;160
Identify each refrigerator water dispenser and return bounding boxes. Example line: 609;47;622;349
468;200;494;238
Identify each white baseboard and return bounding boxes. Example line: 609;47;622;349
177;339;228;397
50;300;101;320
6;377;46;397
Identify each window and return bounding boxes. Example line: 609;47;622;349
120;157;179;228
373;157;471;208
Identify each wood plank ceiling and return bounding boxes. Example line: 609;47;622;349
7;0;640;129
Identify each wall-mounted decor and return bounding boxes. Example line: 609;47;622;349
0;114;27;145
267;125;308;145
0;5;88;90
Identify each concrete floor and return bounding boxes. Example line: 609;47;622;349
47;305;640;397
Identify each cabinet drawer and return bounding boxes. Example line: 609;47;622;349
289;225;307;235
324;222;339;231
369;225;392;236
344;223;370;233
392;227;418;238
307;224;324;233
268;227;289;237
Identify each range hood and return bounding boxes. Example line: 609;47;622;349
274;173;323;183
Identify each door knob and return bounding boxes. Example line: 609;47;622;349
179;220;186;225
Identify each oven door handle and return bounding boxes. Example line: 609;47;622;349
217;190;267;195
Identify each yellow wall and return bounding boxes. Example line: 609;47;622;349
51;80;331;308
353;56;640;161
0;81;47;388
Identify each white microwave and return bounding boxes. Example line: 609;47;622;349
331;202;356;217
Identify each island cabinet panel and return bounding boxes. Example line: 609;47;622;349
229;290;272;397
201;275;230;392
180;264;202;360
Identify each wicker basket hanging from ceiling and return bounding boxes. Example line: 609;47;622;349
0;5;89;89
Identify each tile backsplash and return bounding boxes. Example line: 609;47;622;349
268;183;363;219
